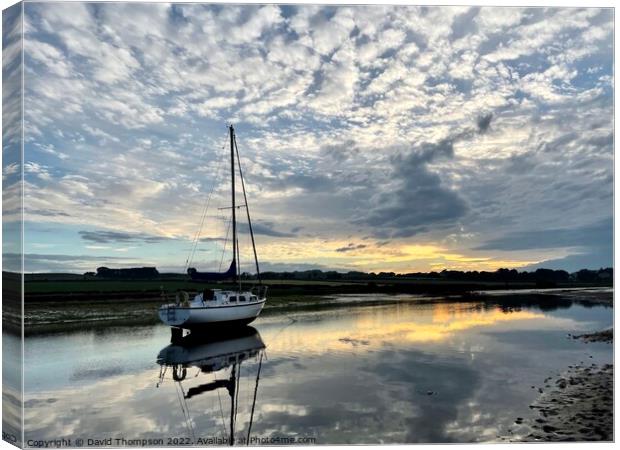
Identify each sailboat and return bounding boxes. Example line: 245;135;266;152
156;327;266;446
158;125;267;329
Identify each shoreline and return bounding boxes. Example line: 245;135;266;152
7;286;613;335
503;330;613;442
520;364;613;441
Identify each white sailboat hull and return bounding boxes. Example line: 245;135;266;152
160;126;267;331
159;299;265;328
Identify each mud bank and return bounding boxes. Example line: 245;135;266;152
573;329;613;343
510;363;613;442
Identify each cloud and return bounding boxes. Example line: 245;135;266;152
260;261;346;272
476;113;493;133
2;2;23;153
82;124;120;143
336;243;368;253
524;248;613;272
17;4;614;272
199;237;227;243
238;221;297;238
7;253;145;273
27;209;70;217
78;230;172;244
474;219;612;252
359;139;468;238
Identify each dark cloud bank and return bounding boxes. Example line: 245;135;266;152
476;219;613;272
360;139;468;238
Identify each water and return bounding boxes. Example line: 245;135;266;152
17;292;613;445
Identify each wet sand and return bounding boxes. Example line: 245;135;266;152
520;363;613;441
504;328;613;442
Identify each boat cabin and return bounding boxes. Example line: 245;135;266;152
192;289;261;307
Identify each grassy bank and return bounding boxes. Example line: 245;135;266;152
23;275;611;302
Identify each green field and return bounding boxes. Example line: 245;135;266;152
23;275;609;297
23;278;359;294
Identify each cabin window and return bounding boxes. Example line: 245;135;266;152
229;296;237;302
239;296;246;302
251;296;258;302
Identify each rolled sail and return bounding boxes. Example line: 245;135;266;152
187;260;236;281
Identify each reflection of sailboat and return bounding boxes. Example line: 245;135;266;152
156;327;266;446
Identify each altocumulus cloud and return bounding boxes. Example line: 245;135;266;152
9;3;613;272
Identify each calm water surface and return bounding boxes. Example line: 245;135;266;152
20;292;613;444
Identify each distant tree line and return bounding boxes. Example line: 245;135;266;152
84;266;612;285
246;267;613;284
89;267;160;279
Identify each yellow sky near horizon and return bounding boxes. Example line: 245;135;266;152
240;238;545;274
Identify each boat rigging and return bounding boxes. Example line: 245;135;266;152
158;125;267;329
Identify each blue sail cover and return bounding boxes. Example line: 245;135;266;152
187;260;236;281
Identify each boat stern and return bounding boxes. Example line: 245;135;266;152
158;305;191;327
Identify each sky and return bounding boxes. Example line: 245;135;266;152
2;2;614;274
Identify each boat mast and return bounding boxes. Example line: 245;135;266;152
230;125;238;287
